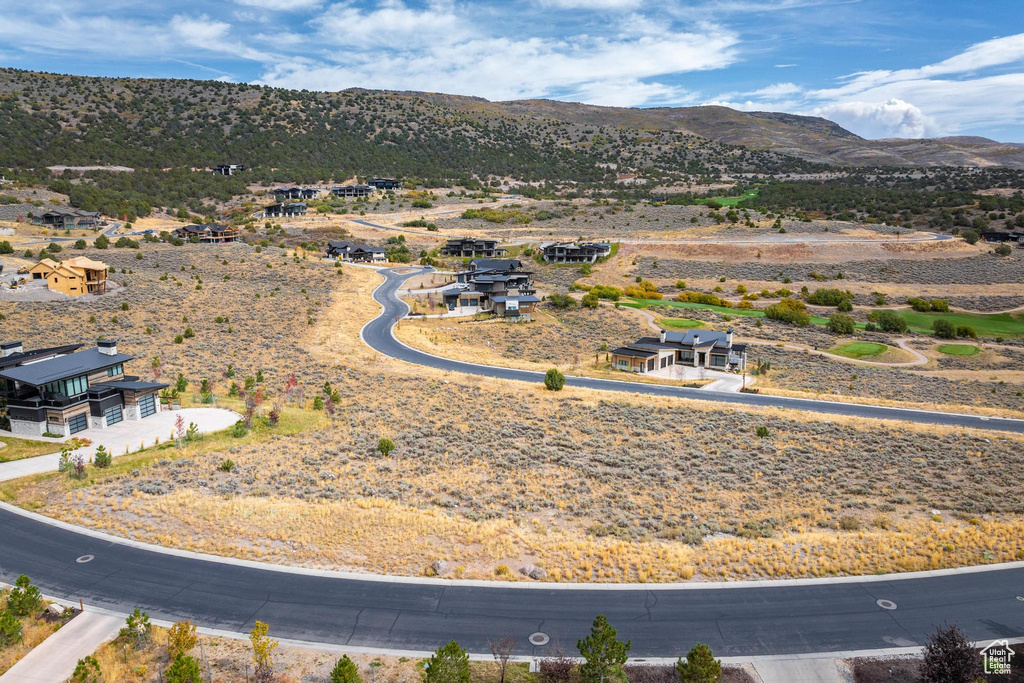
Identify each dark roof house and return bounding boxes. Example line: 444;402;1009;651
611;329;747;373
440;237;507;258
542;242;612;263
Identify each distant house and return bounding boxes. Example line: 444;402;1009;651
274;186;319;200
440;237;507;258
170;224;240;243
263;202;307;218
32;208;101;230
981;231;1013;243
325;240;386;263
541;242;612;264
213;164;245;176
331;185;374;199
0;340;167;436
28;257;109;297
367;178;401;190
611;329;747;374
442;258;537;320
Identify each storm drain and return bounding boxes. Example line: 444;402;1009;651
876;599;898;610
76;555;94;564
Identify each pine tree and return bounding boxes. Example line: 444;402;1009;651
578;615;630;683
676;643;722;682
424;640;471;683
330;654;363;682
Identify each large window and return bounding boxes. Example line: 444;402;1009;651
711;355;726;368
106;364;123;377
43;375;88;397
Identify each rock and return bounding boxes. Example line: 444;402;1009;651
430;560;449;576
46;604;64;617
528;566;547;580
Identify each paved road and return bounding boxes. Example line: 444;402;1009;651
2;505;1023;658
365;268;1024;434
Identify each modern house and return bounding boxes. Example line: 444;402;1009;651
171;224;240;243
611;329;747;374
32;208;101;230
442;258;538;320
0;340;167;436
542;242;612;264
325;240;386;263
981;231;1024;243
263;202;307;218
367;178;401;190
440;237;507;258
214;164;245;176
274;186;320;200
28;257;109;296
331;185;375;199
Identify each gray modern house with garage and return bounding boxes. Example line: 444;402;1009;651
610;329;747;374
0;340;167;436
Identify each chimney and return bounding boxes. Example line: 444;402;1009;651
97;339;118;356
659;329;666;344
727;328;734;345
1;341;23;358
692;334;699;346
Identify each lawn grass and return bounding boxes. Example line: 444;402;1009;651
937;344;981;356
694;189;760;207
895;310;1024;338
829;342;889;359
658;317;705;329
0;436;58;463
626;298;834;326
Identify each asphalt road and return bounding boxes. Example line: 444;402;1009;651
3;505;1023;658
365;267;1024;434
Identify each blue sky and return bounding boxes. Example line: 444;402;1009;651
1;0;1022;141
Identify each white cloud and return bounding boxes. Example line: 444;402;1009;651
813;98;937;138
315;1;474;48
540;0;643;9
562;79;694;107
235;0;322;9
747;82;802;98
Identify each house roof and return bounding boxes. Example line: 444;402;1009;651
93;379;169;392
0;347;134;386
491;295;540;303
610;346;657;358
469;258;521;271
0;344;84;372
62;257;108;271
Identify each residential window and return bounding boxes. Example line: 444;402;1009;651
106;364;123;377
680;351;694;363
711;355;726;368
44;375;88;397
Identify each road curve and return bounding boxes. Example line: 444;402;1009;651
365;267;1024;434
2;503;1024;659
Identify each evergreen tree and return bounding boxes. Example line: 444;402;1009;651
577;615;630;683
330;654;363;683
676;643;722;682
424;640;471;683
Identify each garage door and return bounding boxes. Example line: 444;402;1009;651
68;413;88;434
139;394;156;419
104;405;123;425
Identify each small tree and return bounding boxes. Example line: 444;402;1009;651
827;313;855;335
424;640;471;683
578;614;630;683
7;574;41;616
167;620;198;658
93;445;111;468
119;608;151;648
165;652;203;683
330;654;363;682
545;368;565;391
490;634;517;683
175;372;188;393
377;437;396;456
250;620;279;683
932;319;956;339
676;643;722;682
0;609;22;647
921;623;976;683
70;656;102;682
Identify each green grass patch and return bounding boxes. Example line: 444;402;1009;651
829;342;888;359
0;436;58;463
658;318;705;329
937;344;980;356
894;310;1024;338
695;189;760;207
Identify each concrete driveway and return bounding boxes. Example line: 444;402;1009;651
0;407;240;482
646;364;755;393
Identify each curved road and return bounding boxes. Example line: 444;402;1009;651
366;267;1024;434
2;504;1023;658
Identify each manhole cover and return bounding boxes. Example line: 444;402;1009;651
529;632;550;646
1017;596;1024;602
76;555;94;564
876;599;898;610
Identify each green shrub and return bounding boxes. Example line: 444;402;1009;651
0;609;22;648
932;319;956;339
764;298;810;326
231;421;248;438
995;243;1012;256
806;288;850;307
545;368;566;391
827;313;855;335
424;641;470;683
868;310;909;333
330;654;363;683
547;293;576;309
581;292;599;308
677;643;722;683
165;653;202;683
956;325;977;338
6;575;41;616
756;426;770;438
377;437;395;456
93;445;111;468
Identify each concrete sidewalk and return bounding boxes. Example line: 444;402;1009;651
0;407;240;482
753;657;844;683
0;612;122;682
